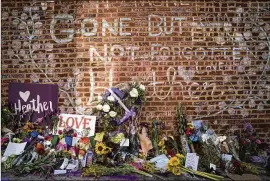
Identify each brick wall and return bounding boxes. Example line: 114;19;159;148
1;0;270;143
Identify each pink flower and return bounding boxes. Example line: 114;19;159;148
256;139;261;144
58;130;63;135
250;136;255;141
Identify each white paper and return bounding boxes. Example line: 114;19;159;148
4;142;27;156
120;138;129;147
210;163;216;170
185;153;199;171
66;163;77;170
149;154;169;170
222;154;232;162
54;170;67;175
81;154;87;167
72;137;80;146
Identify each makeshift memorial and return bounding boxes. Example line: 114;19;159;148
1;82;267;180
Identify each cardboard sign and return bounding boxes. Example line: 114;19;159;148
57;114;96;137
8;83;58;121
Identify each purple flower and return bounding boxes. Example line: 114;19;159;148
244;122;253;133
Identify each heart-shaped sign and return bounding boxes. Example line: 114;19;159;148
178;66;195;84
19;91;30;102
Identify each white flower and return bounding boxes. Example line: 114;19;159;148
107;95;115;102
129;88;139;98
102;104;110;112
96;104;103;110
139;84;146;91
97;95;103;102
109;111;117;118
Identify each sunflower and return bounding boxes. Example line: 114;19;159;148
171;166;181;175
176;153;185;159
168;156;180;167
95;142;106;155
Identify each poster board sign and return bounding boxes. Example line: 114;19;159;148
8;83;58;122
57;114;96;137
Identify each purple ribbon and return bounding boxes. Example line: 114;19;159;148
105;88;124;100
115;108;136;125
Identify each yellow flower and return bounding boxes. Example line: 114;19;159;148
168;157;180;167
59;134;64;140
158;139;165;147
171;166;181;175
95;142;106;155
176;153;185;159
187;123;193;129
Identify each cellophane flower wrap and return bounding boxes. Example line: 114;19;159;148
93;82;146;131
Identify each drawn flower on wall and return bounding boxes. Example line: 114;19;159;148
18;23;26;30
45;43;53;51
32;42;41;50
258;32;267;39
224;23;232;31
21;13;28;20
19;50;26;57
30;73;39;83
248;99;256;108
75;98;82;105
262;52;268;60
232;17;241;23
7;50;15;57
234;32;244;42
32;14;40;20
228;108;236;115
240;108;249;118
216;36;226;45
237;77;245;86
11;40;21;50
23;41;29;47
57;79;64;87
11;9;19;16
34;22;43;29
1;12;9;21
218;101;226;110
63;99;71;106
23;6;30;12
258;42;267;49
258;90;264;97
237;65;245;73
207;105;216;115
243;31;252;40
257;102;264;111
195;106;201;113
242;56;251;66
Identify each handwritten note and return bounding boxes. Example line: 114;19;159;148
185;153;199;171
4;142;27;156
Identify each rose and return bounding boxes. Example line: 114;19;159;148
139;84;146;91
250;136;255;141
58;130;63;135
109;111;117;118
97;96;103;102
129;88;139;98
107;95;115;102
73;133;77;137
102;104;110;112
256;139;261;144
96;104;103;110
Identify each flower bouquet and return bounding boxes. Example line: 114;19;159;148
94;81;146;129
236;122;262;162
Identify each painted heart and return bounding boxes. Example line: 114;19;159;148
19;91;30;102
178;66;195;83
